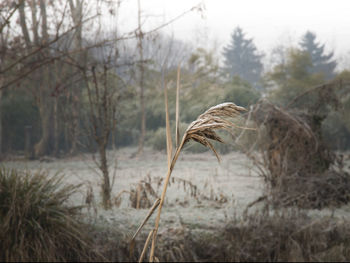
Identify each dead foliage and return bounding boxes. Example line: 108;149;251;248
247;80;350;209
115;173;228;210
89;209;350;262
129;175;158;209
206;209;350;262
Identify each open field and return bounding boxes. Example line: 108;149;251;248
4;147;350;261
3;148;261;231
4;147;350;235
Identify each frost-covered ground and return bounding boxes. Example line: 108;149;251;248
4;147;350;238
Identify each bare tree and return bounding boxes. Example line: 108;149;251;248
68;0;84;155
87;2;123;209
76;9;123;208
82;62;120;209
136;0;146;155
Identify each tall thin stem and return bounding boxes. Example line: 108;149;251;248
149;136;186;262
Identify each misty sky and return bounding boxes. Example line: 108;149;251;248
115;0;350;68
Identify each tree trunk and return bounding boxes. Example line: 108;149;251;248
69;94;79;155
138;82;146;154
112;117;116;151
137;0;146;155
53;97;59;156
69;0;84;155
34;98;53;157
19;0;54;158
18;0;31;48
0;88;2;157
99;143;111;209
25;125;33;159
64;119;70;152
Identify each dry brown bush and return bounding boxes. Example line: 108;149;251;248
244;80;350;209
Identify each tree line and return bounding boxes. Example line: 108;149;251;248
1;2;350;161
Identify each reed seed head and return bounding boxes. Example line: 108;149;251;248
182;102;246;161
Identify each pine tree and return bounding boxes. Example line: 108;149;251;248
299;31;337;80
222;27;263;89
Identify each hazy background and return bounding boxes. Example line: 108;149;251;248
116;0;350;68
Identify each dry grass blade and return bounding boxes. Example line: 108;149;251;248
147;102;247;262
164;81;173;167
176;63;181;148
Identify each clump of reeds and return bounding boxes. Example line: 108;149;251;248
0;167;99;262
131;65;247;262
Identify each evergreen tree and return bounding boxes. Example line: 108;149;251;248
222;27;264;89
267;48;325;107
299;31;337;80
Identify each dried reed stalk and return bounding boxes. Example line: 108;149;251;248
148;102;246;262
131;198;161;242
130;198;160;259
139;229;155;263
164;82;173;167
175;64;181;148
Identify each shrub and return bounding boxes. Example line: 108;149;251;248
0;168;99;262
147;127;167;151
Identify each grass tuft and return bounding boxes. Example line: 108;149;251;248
0;167;99;262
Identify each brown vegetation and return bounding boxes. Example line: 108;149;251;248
120;173;228;210
247;80;350;208
0;168;101;262
90;209;350;262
